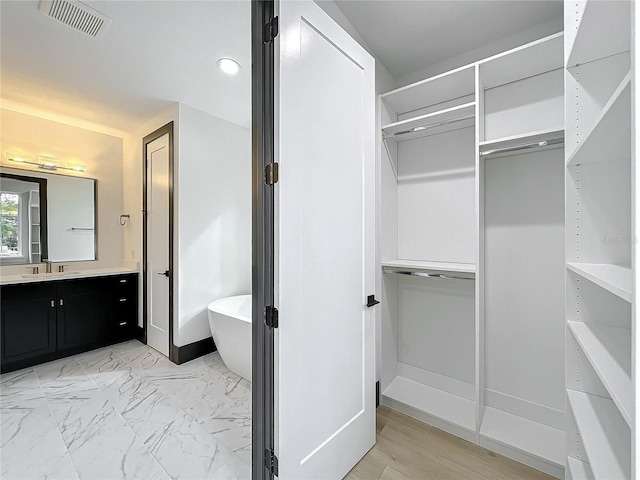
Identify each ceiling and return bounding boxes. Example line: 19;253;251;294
1;1;563;134
334;0;563;78
1;1;251;133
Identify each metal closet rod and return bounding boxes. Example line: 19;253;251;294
480;137;564;157
383;114;475;139
383;268;475;281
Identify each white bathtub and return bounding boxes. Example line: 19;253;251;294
207;295;251;381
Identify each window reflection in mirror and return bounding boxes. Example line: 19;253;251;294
0;169;96;265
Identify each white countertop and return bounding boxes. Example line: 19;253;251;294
0;266;139;286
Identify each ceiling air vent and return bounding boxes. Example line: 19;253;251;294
38;0;111;38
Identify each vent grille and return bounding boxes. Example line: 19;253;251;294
38;0;111;37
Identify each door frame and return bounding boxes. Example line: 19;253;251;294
252;0;277;478
142;121;176;363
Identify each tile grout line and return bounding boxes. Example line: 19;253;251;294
33;365;81;480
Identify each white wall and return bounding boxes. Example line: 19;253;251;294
0;108;124;271
176;103;251;347
123;103;251;348
395;17;563;88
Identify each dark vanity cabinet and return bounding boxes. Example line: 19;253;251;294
1;273;138;373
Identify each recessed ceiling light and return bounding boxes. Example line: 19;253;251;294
217;58;240;75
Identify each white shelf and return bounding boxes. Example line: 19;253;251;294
382;376;475;432
567;457;594;480
381;64;475;116
568;321;632;427
566;0;630;68
480;128;564;157
381;103;475;142
566;73;631;167
567;390;630;480
566;263;631;302
480;32;564;89
381;259;476;275
479;406;564;468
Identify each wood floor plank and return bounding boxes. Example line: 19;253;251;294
344;448;386;480
347;407;557;480
377;412;390;434
379;465;412;480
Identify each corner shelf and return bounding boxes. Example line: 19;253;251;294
380;65;475;116
566;0;630;68
567;321;632;426
382;103;475;142
565;73;631;167
382;376;475;434
567;390;630;480
566;263;631;302
479;32;564;89
567;457;595;480
479;407;565;471
381;259;475;275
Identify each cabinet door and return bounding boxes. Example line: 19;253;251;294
108;274;138;342
56;278;108;350
1;283;57;367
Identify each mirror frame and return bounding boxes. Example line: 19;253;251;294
0;172;49;262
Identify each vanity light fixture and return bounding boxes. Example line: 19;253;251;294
217;57;241;75
4;151;87;173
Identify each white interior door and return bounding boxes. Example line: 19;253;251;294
146;133;170;357
276;1;376;478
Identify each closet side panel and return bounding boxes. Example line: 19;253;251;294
485;149;565;415
397;127;476;264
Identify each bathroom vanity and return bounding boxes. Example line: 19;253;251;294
0;270;138;373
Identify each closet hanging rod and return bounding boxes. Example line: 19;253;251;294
480;137;564;157
383;268;474;281
383;114;474;139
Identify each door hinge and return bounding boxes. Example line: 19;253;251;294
265;305;279;328
265;449;279;476
265;163;279;185
376;381;380;407
264;16;279;44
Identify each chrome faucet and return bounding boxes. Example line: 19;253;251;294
43;259;52;273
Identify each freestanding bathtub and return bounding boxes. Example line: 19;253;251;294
207;295;251;382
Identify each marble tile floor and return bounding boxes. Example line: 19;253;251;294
0;340;251;480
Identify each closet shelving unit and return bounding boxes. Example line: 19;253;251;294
379;63;478;441
564;1;634;479
378;32;567;478
29;189;41;263
477;32;565;478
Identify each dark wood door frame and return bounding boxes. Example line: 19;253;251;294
252;1;277;478
142;122;176;363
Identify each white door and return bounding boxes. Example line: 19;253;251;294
276;1;376;478
146;133;170;357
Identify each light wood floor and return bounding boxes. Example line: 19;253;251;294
345;406;556;480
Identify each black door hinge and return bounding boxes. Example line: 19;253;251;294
265;448;279;476
265;306;279;328
376;381;380;407
265;163;279;185
264;16;279;44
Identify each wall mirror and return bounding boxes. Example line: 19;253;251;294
0;168;96;264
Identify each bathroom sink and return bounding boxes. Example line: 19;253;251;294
21;271;81;279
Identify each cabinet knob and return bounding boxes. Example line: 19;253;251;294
51;300;54;308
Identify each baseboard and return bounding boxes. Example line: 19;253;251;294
172;337;217;365
135;326;145;343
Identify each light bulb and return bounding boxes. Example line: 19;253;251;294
217;58;240;75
